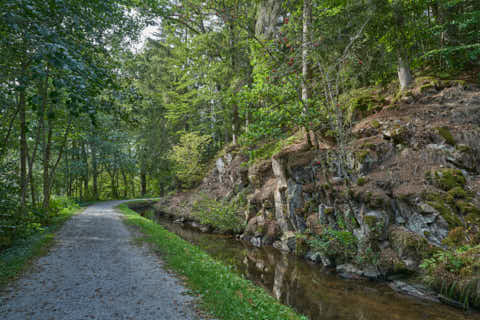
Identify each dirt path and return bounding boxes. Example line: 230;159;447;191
0;201;201;320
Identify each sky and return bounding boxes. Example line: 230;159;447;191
133;23;161;52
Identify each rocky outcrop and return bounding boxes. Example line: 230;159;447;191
236;84;480;280
157;82;480;308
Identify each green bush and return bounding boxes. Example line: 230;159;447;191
308;227;357;261
420;245;480;309
0;192;79;251
168;132;212;189
192;194;246;233
49;196;79;215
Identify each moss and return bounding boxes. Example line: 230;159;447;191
392;90;404;104
360;142;376;150
393;261;409;273
419;83;437;93
443;79;466;87
456;144;471;153
437;127;456;146
366;193;386;209
433;168;466;191
371;120;381;129
351;95;380;116
256;224;265;235
455;200;480;216
295;236;309;257
357;177;368;186
465;213;480;229
427;200;462;228
448;186;470;199
442;227;467;247
356;149;370;163
390;227;433;259
324;207;335;215
438;72;452;80
364;215;378;228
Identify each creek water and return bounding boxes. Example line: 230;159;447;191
135;208;479;320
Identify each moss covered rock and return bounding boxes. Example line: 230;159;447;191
427;168;466;191
437;127;456;146
389;227;434;262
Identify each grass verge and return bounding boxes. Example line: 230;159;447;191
116;203;307;320
0;207;82;288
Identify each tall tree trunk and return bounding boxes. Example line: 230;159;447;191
229;22;240;145
27;150;37;207
255;0;282;39
131;173;136;198
82;142;89;199
122;170;128;199
90;138;99;200
66;148;72;198
42;120;53;211
140;168;147;197
302;0;313;146
27;96;44;208
41;73;52;212
397;55;413;90
19;88;27;213
111;171;119;199
1;104;19;158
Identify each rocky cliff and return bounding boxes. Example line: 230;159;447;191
157;79;480;308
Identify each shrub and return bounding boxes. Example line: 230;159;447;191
192;194;246;233
308;227;357;261
420;245;480;309
168;132;212;189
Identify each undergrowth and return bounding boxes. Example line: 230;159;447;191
420;245;480;309
191;193;246;233
0;204;81;288
117;203;306;320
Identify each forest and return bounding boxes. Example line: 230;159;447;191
1;0;480;311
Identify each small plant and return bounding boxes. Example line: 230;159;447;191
420;245;480;309
168;132;212;189
192;194;246;233
308;227;357;261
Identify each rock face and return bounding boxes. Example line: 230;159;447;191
160;84;480;289
228;85;480;281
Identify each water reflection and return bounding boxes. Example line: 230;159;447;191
139;209;479;320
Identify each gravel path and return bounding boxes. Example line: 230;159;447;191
0;201;201;320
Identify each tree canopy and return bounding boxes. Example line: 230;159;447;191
1;0;479;248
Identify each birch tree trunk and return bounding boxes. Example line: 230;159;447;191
19;87;27;213
302;0;313;146
398;55;413;90
255;0;282;39
91;139;98;199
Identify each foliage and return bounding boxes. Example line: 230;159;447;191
168;132;212;189
0;193;79;251
1;0;479;276
420;245;480;309
0;205;80;287
308;227;357;261
192;194;246;233
118;203;307;320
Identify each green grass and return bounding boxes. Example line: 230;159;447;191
116;203;307;320
0;207;82;288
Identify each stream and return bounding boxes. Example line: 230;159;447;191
134;207;480;320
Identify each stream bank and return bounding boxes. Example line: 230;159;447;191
154;82;480;311
131;203;480;320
